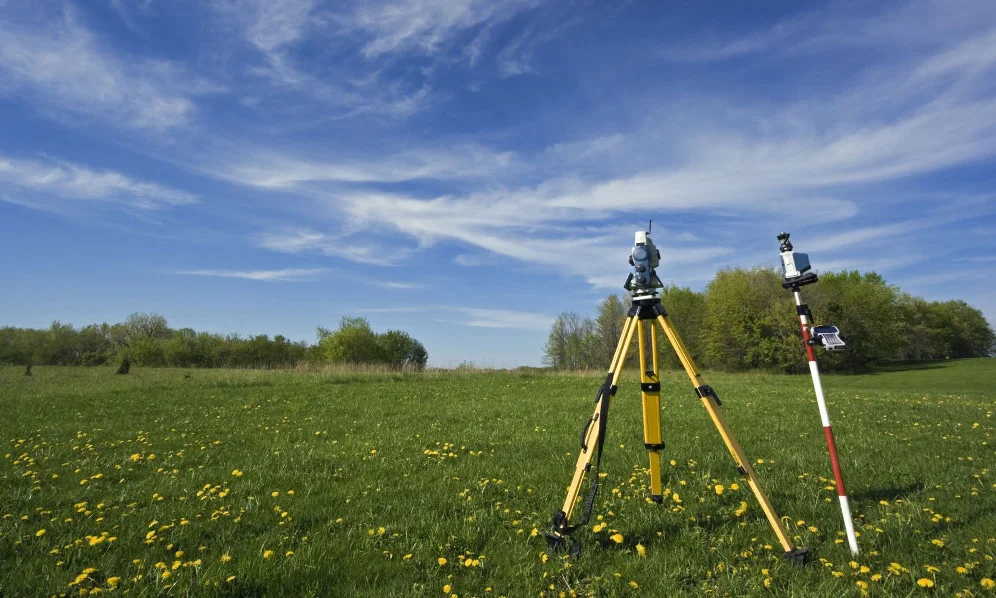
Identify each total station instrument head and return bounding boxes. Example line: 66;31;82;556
624;224;664;300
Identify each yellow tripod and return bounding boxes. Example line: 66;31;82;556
546;296;808;563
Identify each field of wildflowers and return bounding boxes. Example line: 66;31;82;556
2;359;994;596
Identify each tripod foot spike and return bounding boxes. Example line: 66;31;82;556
544;532;582;560
784;548;810;566
650;494;663;503
544;531;567;553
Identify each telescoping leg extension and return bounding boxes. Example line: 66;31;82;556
546;297;808;564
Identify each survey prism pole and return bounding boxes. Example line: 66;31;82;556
792;290;860;555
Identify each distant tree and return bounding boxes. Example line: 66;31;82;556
702;268;787;371
939;300;995;358
657;285;708;370
378;330;428;370
804;271;903;372
543;313;571;369
593;295;627;366
316;316;381;364
124;313;171;343
314;316;428;369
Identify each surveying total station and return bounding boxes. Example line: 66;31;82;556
545;225;809;564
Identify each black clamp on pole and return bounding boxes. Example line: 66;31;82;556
696;385;721;406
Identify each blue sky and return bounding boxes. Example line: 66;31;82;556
1;0;995;367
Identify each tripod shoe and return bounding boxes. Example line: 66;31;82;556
784;547;810;566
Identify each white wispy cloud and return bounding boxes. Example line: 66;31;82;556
658;0;996;63
214;0;438;119
226;1;996;288
344;0;542;58
212;143;517;188
175;268;328;281
0;6;221;131
380;281;425;289
255;228;415;266
458;307;553;330
0;154;197;210
353;304;553;330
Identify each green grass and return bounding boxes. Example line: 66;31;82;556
2;360;994;597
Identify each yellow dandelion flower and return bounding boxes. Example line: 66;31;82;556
956;566;968;574
629;581;639;589
593;522;607;533
226;576;235;583
917;578;934;588
464;558;473;567
540;552;548;563
982;578;995;589
221;554;232;562
378;527;386;536
161;571;171;579
232;469;243;477
729;483;739;490
107;577;120;588
926;566;940;573
763;577;772;589
263;550;274;559
443;584;452;593
931;539;944;547
403;554;412;560
636;544;646;557
285;551;294;557
856;581;868;590
871;574;883;582
438;557;447;566
610;533;624;544
714;485;724;495
36;529;46;537
271;491;279;497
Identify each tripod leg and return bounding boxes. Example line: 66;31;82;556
637;320;664;502
548;315;638;549
654;312;806;563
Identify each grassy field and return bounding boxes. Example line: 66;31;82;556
2;360;994;597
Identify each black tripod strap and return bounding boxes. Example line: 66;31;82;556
577;383;611;528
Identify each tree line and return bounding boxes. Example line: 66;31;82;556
545;267;994;373
0;314;427;370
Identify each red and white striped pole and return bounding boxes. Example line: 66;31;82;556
793;288;860;555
